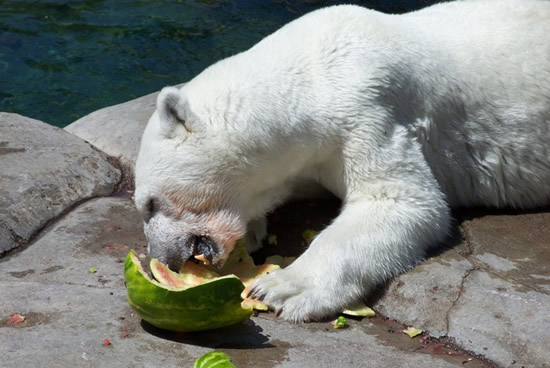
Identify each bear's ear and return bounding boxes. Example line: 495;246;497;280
156;86;192;135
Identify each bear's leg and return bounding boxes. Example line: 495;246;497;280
249;183;451;322
245;217;268;253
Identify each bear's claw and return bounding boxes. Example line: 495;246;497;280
249;266;339;322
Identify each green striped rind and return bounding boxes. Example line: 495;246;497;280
124;250;252;332
193;351;237;368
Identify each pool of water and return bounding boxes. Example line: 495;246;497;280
0;0;439;127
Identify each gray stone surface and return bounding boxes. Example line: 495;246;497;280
374;211;550;368
0;113;120;254
64;84;184;179
375;254;473;337
450;270;550;367
3;106;549;367
0;224;15;254
0;197;487;368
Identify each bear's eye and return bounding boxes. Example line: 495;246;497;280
143;198;157;221
146;198;155;212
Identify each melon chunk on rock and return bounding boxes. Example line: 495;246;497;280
124;240;282;331
150;257;220;288
124;250;252;332
211;239;280;310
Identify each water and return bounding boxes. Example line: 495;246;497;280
0;0;439;127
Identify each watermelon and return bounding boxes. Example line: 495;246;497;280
125;238;375;332
212;240;280;308
193;351;237;368
332;316;347;329
124;250;252;332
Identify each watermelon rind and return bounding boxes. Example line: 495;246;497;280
124;250;252;332
193;351;237;368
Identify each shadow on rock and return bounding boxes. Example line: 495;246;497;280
141;319;274;349
453;204;550;221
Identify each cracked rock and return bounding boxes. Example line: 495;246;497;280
374;251;473;337
65;83;184;181
448;270;550;367
0;197;145;287
0;196;483;368
0;113;121;254
375;212;550;367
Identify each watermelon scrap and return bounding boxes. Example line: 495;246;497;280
301;229;318;245
402;326;423;338
267;234;277;246
125;250;252;332
332;316;347;329
342;304;376;317
193;351;237;368
9;313;25;325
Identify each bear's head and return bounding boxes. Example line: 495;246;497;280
134;81;309;271
134;46;331;270
134;86;253;271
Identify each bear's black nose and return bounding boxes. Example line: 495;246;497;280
162;235;218;272
160;235;197;272
192;235;218;265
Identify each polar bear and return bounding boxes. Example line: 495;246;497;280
134;0;550;322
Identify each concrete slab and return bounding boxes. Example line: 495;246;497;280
0;197;491;368
0;113;120;254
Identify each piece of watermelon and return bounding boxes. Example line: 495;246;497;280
124;250;252;332
210;240;280;310
193;351;237;368
124;238;374;332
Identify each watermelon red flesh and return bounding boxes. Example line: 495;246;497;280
149;244;278;311
150;258;220;288
125;250;252;332
204;239;280;309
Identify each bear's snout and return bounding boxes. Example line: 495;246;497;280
191;235;219;266
162;246;188;273
137;188;247;270
148;232;221;272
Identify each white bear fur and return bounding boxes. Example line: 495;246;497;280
135;0;550;322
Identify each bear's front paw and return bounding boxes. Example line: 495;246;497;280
248;267;339;322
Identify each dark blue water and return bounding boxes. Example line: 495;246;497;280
0;0;439;127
